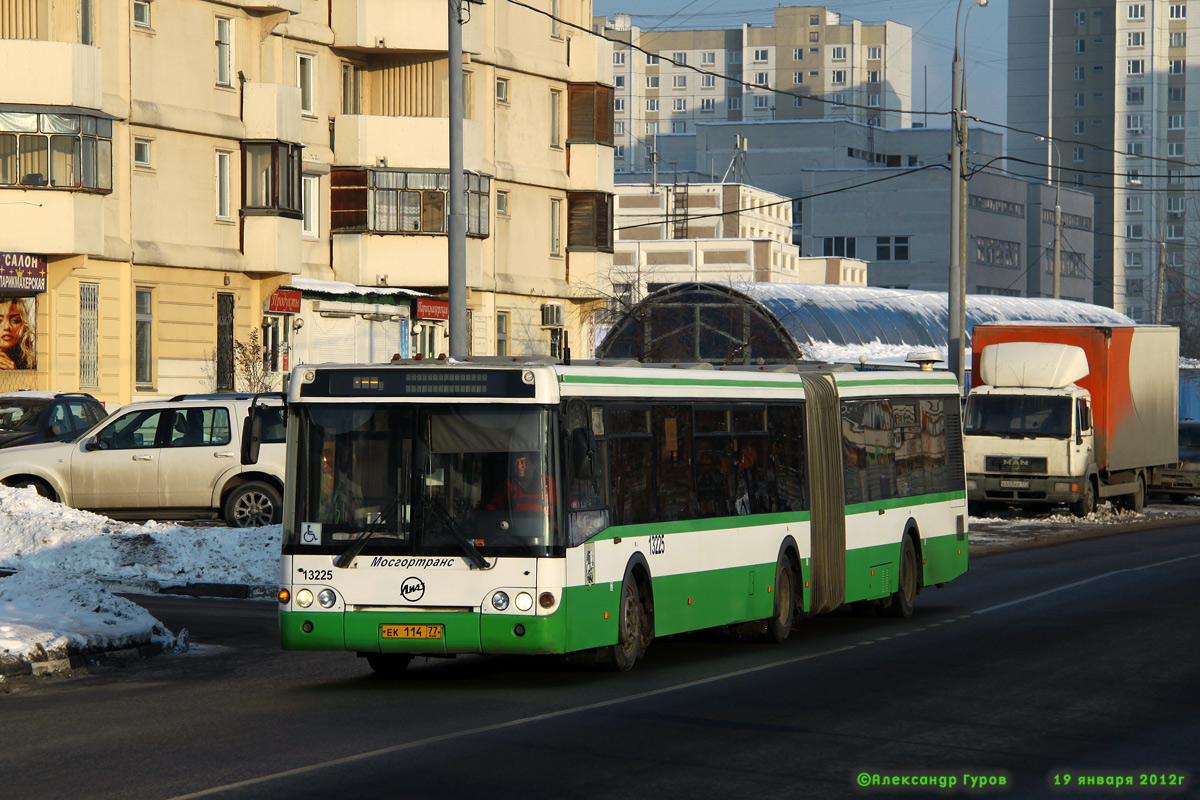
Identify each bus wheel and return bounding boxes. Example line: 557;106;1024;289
366;653;412;677
606;579;645;672
764;557;796;643
886;536;918;619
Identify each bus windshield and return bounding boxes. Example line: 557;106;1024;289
964;394;1073;439
286;404;560;558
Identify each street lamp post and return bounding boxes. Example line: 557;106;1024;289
949;0;987;389
1036;135;1063;299
448;0;468;357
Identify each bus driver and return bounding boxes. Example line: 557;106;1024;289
485;452;556;513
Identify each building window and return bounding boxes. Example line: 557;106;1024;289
243;141;302;217
673;75;687;89
1127;86;1144;104
1170;59;1186;74
135;288;153;386
1074;39;1086;53
875;236;909;261
1127;59;1144;75
975;236;1021;267
793;96;803;108
216;293;234;392
1073;93;1084;107
1171;32;1187;47
1073;65;1085;80
794;48;804;60
755;72;769;86
754;96;769;109
646;76;659;89
1168;196;1184;214
550;198;562;256
215;17;232;87
793;71;804;84
1125;251;1143;268
550;89;562;148
832;70;846;84
1127;141;1144;156
671;120;686;133
1128;4;1145;20
673;98;686;112
133;0;151;28
297;53;316;115
330;168;491;237
302;174;319;237
830;93;845;105
1169;224;1185;239
645;122;658;135
567;191;613;252
1169;141;1185;156
1171;3;1186;18
754;49;768;62
133;137;152;167
1126;114;1143;132
1126;196;1143;213
215;150;231;220
701;98;715;111
495;76;510;104
1071;145;1084;162
727;50;740;63
615;121;625;135
809;31;819;42
1128;31;1145;47
1170;114;1185;129
1170;169;1183;184
646;53;659;65
79;282;99;388
671;51;686;65
822;236;856;258
1075;9;1086;25
340;64;364;114
702;51;715;64
729;98;741;110
1073;120;1085;134
868;46;882;59
701;74;715;88
1127;169;1142;184
496;312;509;356
1170;86;1186;102
614;51;626;65
646;99;659;112
550;0;562;37
831;46;847;60
614;98;625;112
1;112;115;191
496;190;509;216
867;70;880;82
1125;224;1144;239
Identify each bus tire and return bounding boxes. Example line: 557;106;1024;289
605;578;646;672
764;557;796;643
1070;478;1096;518
366;653;412;677
885;535;918;619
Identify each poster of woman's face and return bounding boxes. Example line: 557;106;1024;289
0;296;36;370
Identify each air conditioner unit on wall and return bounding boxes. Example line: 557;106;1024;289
541;302;563;328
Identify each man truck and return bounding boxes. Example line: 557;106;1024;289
964;323;1178;517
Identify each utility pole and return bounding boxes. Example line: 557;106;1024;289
1156;235;1166;324
447;0;467;357
1053;201;1062;299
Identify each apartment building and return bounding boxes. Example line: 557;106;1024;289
616;119;1097;301
1009;0;1195;329
0;0;613;401
594;6;912;173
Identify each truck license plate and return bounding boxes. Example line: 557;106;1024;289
999;479;1029;489
380;624;443;640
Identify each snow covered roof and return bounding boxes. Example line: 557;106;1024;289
283;277;429;298
597;282;1135;365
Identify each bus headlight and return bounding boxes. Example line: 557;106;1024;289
318;589;337;608
295;589;314;608
491;591;510;611
514;592;534;611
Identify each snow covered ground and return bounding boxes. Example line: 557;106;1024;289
2;484;1199;681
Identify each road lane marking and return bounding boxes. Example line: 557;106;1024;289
974;552;1200;615
165;644;855;800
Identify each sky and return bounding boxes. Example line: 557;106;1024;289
592;0;1012;129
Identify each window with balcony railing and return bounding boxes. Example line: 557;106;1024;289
567;84;613;146
243;141;303;218
330;168;491;237
0;111;112;191
567;192;614;253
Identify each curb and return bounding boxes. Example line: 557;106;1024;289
1;640;165;681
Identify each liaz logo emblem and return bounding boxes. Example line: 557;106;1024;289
401;577;426;602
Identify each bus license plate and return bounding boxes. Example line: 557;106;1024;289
380;624;443;640
999;479;1029;489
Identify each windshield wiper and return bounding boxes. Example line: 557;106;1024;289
333;494;403;569
423;495;491;570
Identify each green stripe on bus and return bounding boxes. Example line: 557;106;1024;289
559;375;804;389
844;490;967;515
588;511;811;541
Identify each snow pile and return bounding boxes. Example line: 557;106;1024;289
0;485;279;673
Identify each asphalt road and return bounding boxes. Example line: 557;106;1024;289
3;524;1198;800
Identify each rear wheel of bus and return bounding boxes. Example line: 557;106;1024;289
764;555;797;643
885;535;919;619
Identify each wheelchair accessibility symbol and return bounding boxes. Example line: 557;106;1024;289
301;523;321;544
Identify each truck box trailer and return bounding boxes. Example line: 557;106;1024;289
964;324;1178;516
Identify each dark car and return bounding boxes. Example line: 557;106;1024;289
1149;420;1200;501
0;391;108;449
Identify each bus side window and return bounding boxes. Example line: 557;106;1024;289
768;405;808;512
607;406;654;525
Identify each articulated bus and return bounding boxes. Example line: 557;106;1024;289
276;358;968;674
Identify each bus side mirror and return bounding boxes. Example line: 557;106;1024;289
243;412;263;465
571;427;594;480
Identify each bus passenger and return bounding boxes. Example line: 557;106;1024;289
485;453;556;513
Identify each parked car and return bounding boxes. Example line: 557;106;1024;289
0;393;286;527
1149;420;1200;501
0;391;108;449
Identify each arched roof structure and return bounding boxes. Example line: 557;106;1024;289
597;282;1134;365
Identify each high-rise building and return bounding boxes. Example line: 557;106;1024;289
1;0;613;400
595;7;912;172
1009;0;1196;336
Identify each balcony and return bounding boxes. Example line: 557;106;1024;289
568;143;614;193
225;0;301;11
242;83;302;144
332;233;484;289
243;216;302;276
332;0;482;54
0;41;101;108
334;115;485;172
0;190;104;256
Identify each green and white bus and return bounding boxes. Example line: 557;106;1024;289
276;358;968;674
